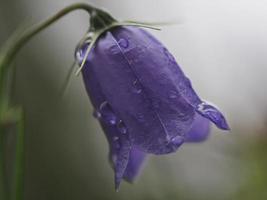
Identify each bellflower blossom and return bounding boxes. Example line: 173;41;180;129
0;2;230;197
76;19;229;191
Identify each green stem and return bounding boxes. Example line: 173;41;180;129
0;126;8;200
0;3;106;199
0;2;101;101
12;109;24;200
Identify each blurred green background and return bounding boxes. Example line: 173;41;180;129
1;0;267;199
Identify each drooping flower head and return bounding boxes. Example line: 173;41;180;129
75;11;229;191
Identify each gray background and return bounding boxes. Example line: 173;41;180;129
1;0;267;199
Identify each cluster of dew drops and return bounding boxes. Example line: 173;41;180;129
94;101;127;135
73;33;127;143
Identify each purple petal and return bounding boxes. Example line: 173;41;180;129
185;113;210;142
81;31;194;154
196;102;230;130
112;27;229;131
113;135;131;191
123;148;147;182
79;25;230;190
81;47;131;191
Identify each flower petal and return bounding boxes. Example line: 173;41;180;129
185;113;210;142
81;46;131;191
123;148;147;182
196;102;230;130
79;25;230;191
113;135;131;191
81;31;193;154
112;27;229;131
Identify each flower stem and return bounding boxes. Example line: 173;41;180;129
0;2;101;101
0;3;105;199
12;108;24;200
0;126;9;200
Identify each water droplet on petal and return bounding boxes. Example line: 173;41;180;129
113;136;121;149
169;90;178;99
87;32;94;39
166;135;184;152
171;136;184;146
113;136;119;141
75;32;94;63
99;101;117;125
132;79;142;94
109;45;120;55
136;113;145;122
196;102;230;130
93;110;102;119
197;102;217;116
118;38;129;48
117;120;127;134
75;48;84;63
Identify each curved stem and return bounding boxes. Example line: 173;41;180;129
0;3;97;67
0;3;100;101
0;3;104;199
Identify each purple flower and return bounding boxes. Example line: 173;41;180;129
76;26;229;190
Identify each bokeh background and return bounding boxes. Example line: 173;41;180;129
1;0;267;199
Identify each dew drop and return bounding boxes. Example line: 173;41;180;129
197;102;205;112
109;45;120;55
169;90;178;99
165;135;185;152
75;48;84;63
117;120;127;134
136;113;145;122
113;136;119;141
132;79;142;94
118;38;129;48
196;102;229;130
93;110;101;119
75;33;94;63
99;101;117;125
197;102;216;116
171;136;184;146
113;136;121;149
86;32;94;39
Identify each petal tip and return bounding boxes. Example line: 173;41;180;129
213;114;230;131
219;121;231;131
123;177;135;184
115;179;121;192
196;102;230;131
